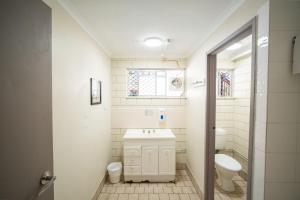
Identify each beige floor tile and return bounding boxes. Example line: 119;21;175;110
129;194;139;200
98;193;110;200
140;183;149;187
179;194;190;200
139;194;149;200
116;187;125;193
182;187;194;194
172;187;182;193
101;186;108;193
169;194;180;200
149;194;159;200
175;181;185;187
153;186;164;193
178;170;188;176
214;193;222;200
123;183;131;187
98;170;202;200
108;194;119;200
183;181;193;187
159;193;169;200
118;194;129;200
232;175;244;181
124;187;135;193
188;194;200;200
163;187;173;193
107;187;117;194
233;180;246;187
217;193;231;200
131;183;140;187
190;187;196;194
144;186;154;193
228;194;246;200
135;187;145;193
166;183;175;187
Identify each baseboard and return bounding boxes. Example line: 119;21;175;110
91;173;107;200
185;164;204;200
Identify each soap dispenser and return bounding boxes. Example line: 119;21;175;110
159;108;166;122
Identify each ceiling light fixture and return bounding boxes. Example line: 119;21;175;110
144;37;163;47
226;43;242;51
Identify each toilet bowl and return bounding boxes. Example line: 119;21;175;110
215;154;242;192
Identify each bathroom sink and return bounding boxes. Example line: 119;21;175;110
123;129;175;140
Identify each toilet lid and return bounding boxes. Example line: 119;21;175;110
215;154;242;172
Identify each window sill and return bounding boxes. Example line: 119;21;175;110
126;96;187;99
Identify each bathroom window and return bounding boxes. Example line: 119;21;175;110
217;69;233;97
127;69;185;97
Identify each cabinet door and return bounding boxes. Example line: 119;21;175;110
159;146;175;175
142;145;158;176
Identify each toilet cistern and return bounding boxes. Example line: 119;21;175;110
215;128;227;150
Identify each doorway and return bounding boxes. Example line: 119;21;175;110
205;18;256;200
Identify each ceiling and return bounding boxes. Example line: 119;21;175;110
218;35;252;62
59;0;244;58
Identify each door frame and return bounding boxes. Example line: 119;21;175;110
204;17;257;200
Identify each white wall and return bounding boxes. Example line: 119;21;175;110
216;98;235;150
265;0;300;199
233;56;251;159
110;59;187;166
43;1;111;199
185;0;268;194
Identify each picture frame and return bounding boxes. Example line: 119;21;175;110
90;78;101;105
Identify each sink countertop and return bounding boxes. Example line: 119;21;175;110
123;129;176;140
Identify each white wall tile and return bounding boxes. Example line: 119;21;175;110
269;30;300;63
267;93;300;123
136;99;152;105
265;182;300;200
296;152;300;182
266;153;296;182
112;98;121;105
268;62;300;93
269;0;300;30
266;123;298;153
297;124;300;153
264;1;300;198
111;60;187;164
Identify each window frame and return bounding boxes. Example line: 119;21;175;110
216;68;234;98
126;68;186;99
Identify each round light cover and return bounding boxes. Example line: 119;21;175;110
144;37;163;47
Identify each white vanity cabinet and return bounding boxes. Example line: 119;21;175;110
142;145;158;176
159;145;176;175
123;129;176;182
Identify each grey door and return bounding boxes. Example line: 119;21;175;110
0;0;53;200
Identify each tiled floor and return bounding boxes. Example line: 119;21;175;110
98;170;201;200
214;174;247;200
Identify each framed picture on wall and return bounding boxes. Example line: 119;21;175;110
90;78;101;105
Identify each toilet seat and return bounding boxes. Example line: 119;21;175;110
215;154;242;172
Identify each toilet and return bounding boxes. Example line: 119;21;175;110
215;128;242;192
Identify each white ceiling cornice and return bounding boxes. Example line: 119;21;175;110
57;0;112;57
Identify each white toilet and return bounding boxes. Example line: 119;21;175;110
215;128;242;192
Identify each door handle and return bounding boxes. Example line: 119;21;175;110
38;171;56;197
